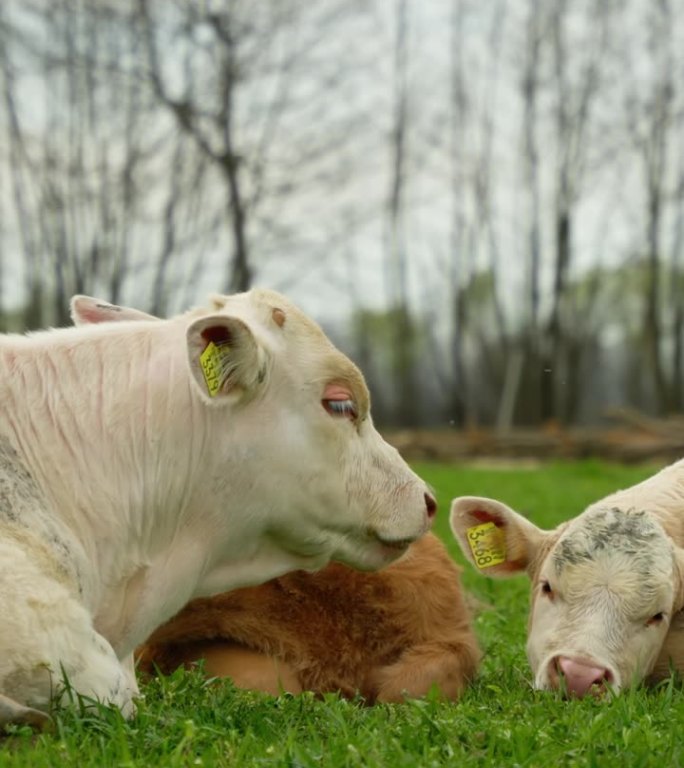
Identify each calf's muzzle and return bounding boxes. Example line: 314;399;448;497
550;656;614;697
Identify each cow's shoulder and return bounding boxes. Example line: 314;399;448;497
0;435;81;592
0;435;47;523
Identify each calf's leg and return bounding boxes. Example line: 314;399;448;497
145;641;302;696
367;639;481;703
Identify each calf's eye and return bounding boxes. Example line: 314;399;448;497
647;612;665;627
541;581;554;598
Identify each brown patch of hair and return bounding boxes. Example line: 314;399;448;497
136;534;480;703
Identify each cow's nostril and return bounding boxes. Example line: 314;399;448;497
425;493;437;519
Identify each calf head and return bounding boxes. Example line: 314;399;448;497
70;292;435;573
450;496;684;696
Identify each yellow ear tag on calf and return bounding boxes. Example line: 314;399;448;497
466;522;506;569
199;342;226;397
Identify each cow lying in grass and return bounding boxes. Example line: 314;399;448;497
450;460;684;696
0;290;436;729
72;297;480;703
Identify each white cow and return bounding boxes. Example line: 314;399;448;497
0;289;435;728
450;460;684;696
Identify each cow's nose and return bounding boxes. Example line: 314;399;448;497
424;493;437;520
555;656;613;697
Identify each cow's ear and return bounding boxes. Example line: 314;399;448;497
70;295;158;326
672;546;684;613
648;514;684;611
208;293;229;311
450;496;548;578
186;314;268;404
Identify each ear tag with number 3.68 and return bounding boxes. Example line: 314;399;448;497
200;342;228;397
466;521;506;569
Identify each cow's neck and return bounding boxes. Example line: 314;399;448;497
0;322;210;616
0;322;321;658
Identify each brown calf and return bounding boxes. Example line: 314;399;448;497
136;533;480;703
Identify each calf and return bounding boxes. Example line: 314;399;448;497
136;533;479;702
73;297;480;703
450;459;684;696
0;289;435;728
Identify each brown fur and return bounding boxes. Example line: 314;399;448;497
136;534;480;703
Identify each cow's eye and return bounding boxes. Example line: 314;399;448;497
541;581;554;598
647;612;665;627
322;384;357;422
322;398;357;421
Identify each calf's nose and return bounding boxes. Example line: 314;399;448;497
556;656;612;697
424;492;437;520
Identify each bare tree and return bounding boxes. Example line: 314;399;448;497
543;0;611;423
620;0;684;414
521;0;543;338
670;123;684;411
0;1;165;327
137;0;375;296
445;0;470;427
0;4;44;328
383;0;421;425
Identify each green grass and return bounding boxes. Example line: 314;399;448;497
3;460;681;767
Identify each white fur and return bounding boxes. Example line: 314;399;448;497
0;289;432;722
450;459;684;694
528;507;675;691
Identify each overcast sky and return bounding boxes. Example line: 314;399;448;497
1;0;683;332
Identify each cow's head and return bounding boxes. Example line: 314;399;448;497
450;495;684;696
70;293;436;574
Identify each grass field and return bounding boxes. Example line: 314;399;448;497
3;460;683;767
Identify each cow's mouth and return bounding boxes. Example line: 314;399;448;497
328;528;416;571
374;535;413;550
369;530;415;553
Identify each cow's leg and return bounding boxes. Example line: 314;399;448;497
15;616;137;719
121;653;140;698
59;629;137;718
1;547;137;721
0;694;52;731
1;632;136;724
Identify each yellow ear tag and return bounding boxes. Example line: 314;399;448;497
199;342;226;397
466;522;506;569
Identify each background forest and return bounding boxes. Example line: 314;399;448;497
1;0;683;428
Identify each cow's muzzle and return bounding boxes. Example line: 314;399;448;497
548;655;616;698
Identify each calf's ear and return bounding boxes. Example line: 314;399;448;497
186;314;268;404
450;496;548;578
70;295;158;325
